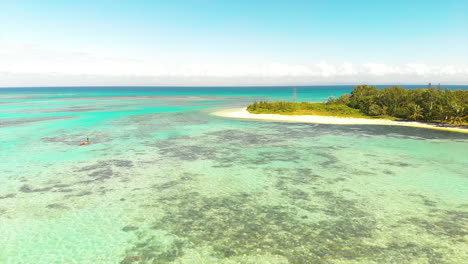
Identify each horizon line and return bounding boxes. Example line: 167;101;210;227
2;83;468;89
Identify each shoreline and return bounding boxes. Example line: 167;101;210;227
213;108;468;133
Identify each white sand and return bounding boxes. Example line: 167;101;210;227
213;108;468;133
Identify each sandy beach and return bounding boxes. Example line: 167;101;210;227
214;108;468;133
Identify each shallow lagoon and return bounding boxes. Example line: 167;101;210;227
0;87;467;264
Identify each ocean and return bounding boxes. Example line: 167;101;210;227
1;86;467;264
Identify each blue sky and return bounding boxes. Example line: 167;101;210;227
1;0;467;86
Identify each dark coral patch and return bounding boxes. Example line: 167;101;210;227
46;203;69;210
19;184;53;193
122;225;139;232
0;193;16;199
132;192;447;263
400;209;468;241
65;191;93;198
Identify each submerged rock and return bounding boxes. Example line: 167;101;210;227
122;225;139;232
120;255;142;263
46;203;69;210
0;193;16;199
19;184;53;193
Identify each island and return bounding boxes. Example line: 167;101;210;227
214;85;468;133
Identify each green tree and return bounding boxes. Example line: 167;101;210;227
349;85;378;112
377;86;408;117
407;103;423;120
368;104;384;116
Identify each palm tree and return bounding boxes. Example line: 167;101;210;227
408;103;423;121
447;101;465;125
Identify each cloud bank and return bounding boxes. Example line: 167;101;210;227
1;46;467;86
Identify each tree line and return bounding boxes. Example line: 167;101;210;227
328;85;467;124
247;101;364;117
247;85;468;124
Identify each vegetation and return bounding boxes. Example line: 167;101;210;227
247;85;468;125
247;101;380;119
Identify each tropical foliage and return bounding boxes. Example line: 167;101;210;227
247;101;372;118
247;85;468;124
330;85;468;124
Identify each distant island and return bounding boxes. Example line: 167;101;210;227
247;85;468;126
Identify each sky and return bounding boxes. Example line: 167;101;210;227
1;0;467;86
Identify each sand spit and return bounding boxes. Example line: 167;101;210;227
213;108;468;133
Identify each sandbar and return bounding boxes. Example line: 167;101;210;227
213;108;468;133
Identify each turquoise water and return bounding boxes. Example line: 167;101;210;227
1;86;467;264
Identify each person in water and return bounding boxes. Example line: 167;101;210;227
80;137;90;146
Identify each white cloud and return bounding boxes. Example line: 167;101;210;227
340;62;358;76
0;45;467;86
361;63;402;76
405;63;431;75
314;61;335;77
